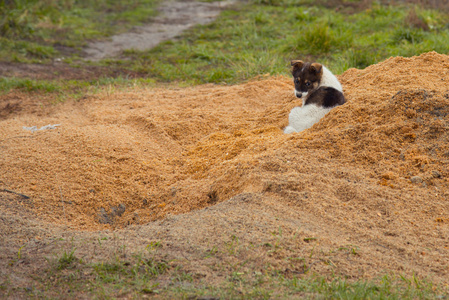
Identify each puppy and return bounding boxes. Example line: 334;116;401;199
284;60;345;134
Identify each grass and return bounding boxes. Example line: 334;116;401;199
110;1;449;84
282;274;439;299
0;0;161;63
0;0;446;102
0;77;60;93
13;237;444;299
1;0;449;95
8;232;443;299
2;224;447;299
56;248;79;270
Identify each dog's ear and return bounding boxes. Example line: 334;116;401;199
291;60;304;68
291;60;304;75
310;63;323;75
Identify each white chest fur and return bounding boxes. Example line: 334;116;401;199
284;104;332;134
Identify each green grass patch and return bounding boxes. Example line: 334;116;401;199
280;273;440;299
23;236;445;299
0;77;60;93
104;1;449;84
35;252;446;299
10;234;447;299
56;248;79;270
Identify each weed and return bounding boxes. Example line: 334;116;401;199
146;241;162;252
143;257;169;278
56;248;79;270
392;27;426;44
405;8;430;30
205;245;219;258
175;272;194;283
303;237;317;242
17;245;25;260
88;252;171;297
97;236;108;246
337;244;360;256
141;283;160;294
225;235;240;255
230;271;245;283
347;47;382;69
291;22;353;54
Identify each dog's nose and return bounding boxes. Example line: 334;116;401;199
295;91;302;98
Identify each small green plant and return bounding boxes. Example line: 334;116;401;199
392;27;426;44
143;257;169;278
230;271;245;283
57;248;79;270
175;271;194;283
141;283;160;295
97;236;108;246
225;235;239;255
304;23;335;53
146;241;162;252
347;48;381;69
90;253;171;296
337;244;360;256
17;245;25;260
205;245;219;258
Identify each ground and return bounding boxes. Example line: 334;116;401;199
1;52;449;298
1;1;449;298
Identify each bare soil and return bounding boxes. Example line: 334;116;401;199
1;52;449;297
0;61;144;81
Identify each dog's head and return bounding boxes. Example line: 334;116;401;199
291;60;323;99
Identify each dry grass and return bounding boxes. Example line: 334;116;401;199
397;0;449;12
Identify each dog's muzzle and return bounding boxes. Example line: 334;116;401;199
295;91;302;98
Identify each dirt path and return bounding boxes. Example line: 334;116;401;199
84;0;238;61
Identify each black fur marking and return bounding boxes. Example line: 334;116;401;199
305;87;346;108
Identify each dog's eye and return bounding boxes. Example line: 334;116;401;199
305;82;311;87
294;78;300;84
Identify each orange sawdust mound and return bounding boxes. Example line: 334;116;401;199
1;51;448;230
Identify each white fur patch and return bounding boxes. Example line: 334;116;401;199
284;104;333;134
294;90;308;106
321;66;342;92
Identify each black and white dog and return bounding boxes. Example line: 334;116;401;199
284;60;346;134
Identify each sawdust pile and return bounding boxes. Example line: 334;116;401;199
1;51;448;232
